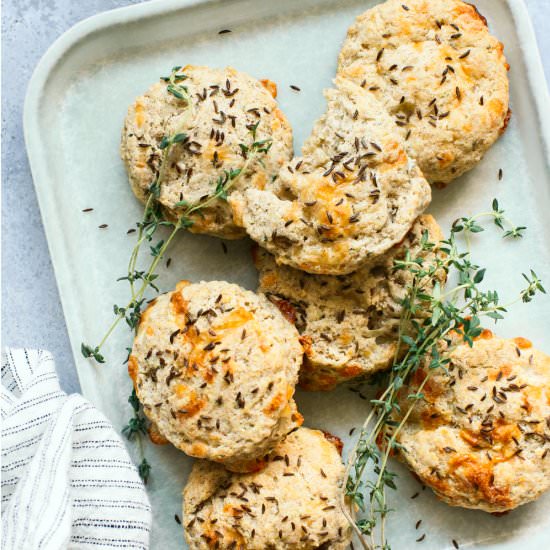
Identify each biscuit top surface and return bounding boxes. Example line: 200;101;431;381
338;0;509;184
233;77;431;275
121;65;293;238
183;427;352;549
398;335;550;511
129;280;303;469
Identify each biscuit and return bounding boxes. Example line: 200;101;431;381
121;65;293;239
182;427;352;549
397;335;550;512
232;77;431;275
255;215;445;390
128;280;303;472
338;0;510;184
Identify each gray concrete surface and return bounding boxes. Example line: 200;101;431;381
2;0;549;395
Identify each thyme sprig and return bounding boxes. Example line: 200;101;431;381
81;68;273;364
123;389;151;484
451;198;526;239
342;202;545;550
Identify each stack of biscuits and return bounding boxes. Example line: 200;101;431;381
121;1;550;548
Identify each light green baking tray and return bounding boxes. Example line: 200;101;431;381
24;0;550;548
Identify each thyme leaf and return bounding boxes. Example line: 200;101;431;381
138;458;152;485
80;343;105;363
122;389;151;484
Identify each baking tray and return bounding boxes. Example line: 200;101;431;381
24;0;550;548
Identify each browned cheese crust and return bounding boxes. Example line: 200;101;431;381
129;280;304;472
338;0;510;185
397;335;550;512
182;428;352;549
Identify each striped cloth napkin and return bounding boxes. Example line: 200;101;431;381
1;349;151;549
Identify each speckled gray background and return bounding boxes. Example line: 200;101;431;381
2;0;549;395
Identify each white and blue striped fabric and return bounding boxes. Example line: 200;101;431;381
1;349;151;549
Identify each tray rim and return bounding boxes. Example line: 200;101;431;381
23;0;550;394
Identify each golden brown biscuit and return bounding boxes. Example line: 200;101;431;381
182;428;352;549
338;0;510;184
397;335;550;512
121;65;293;238
129;280;303;472
232;77;431;275
254;215;445;390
